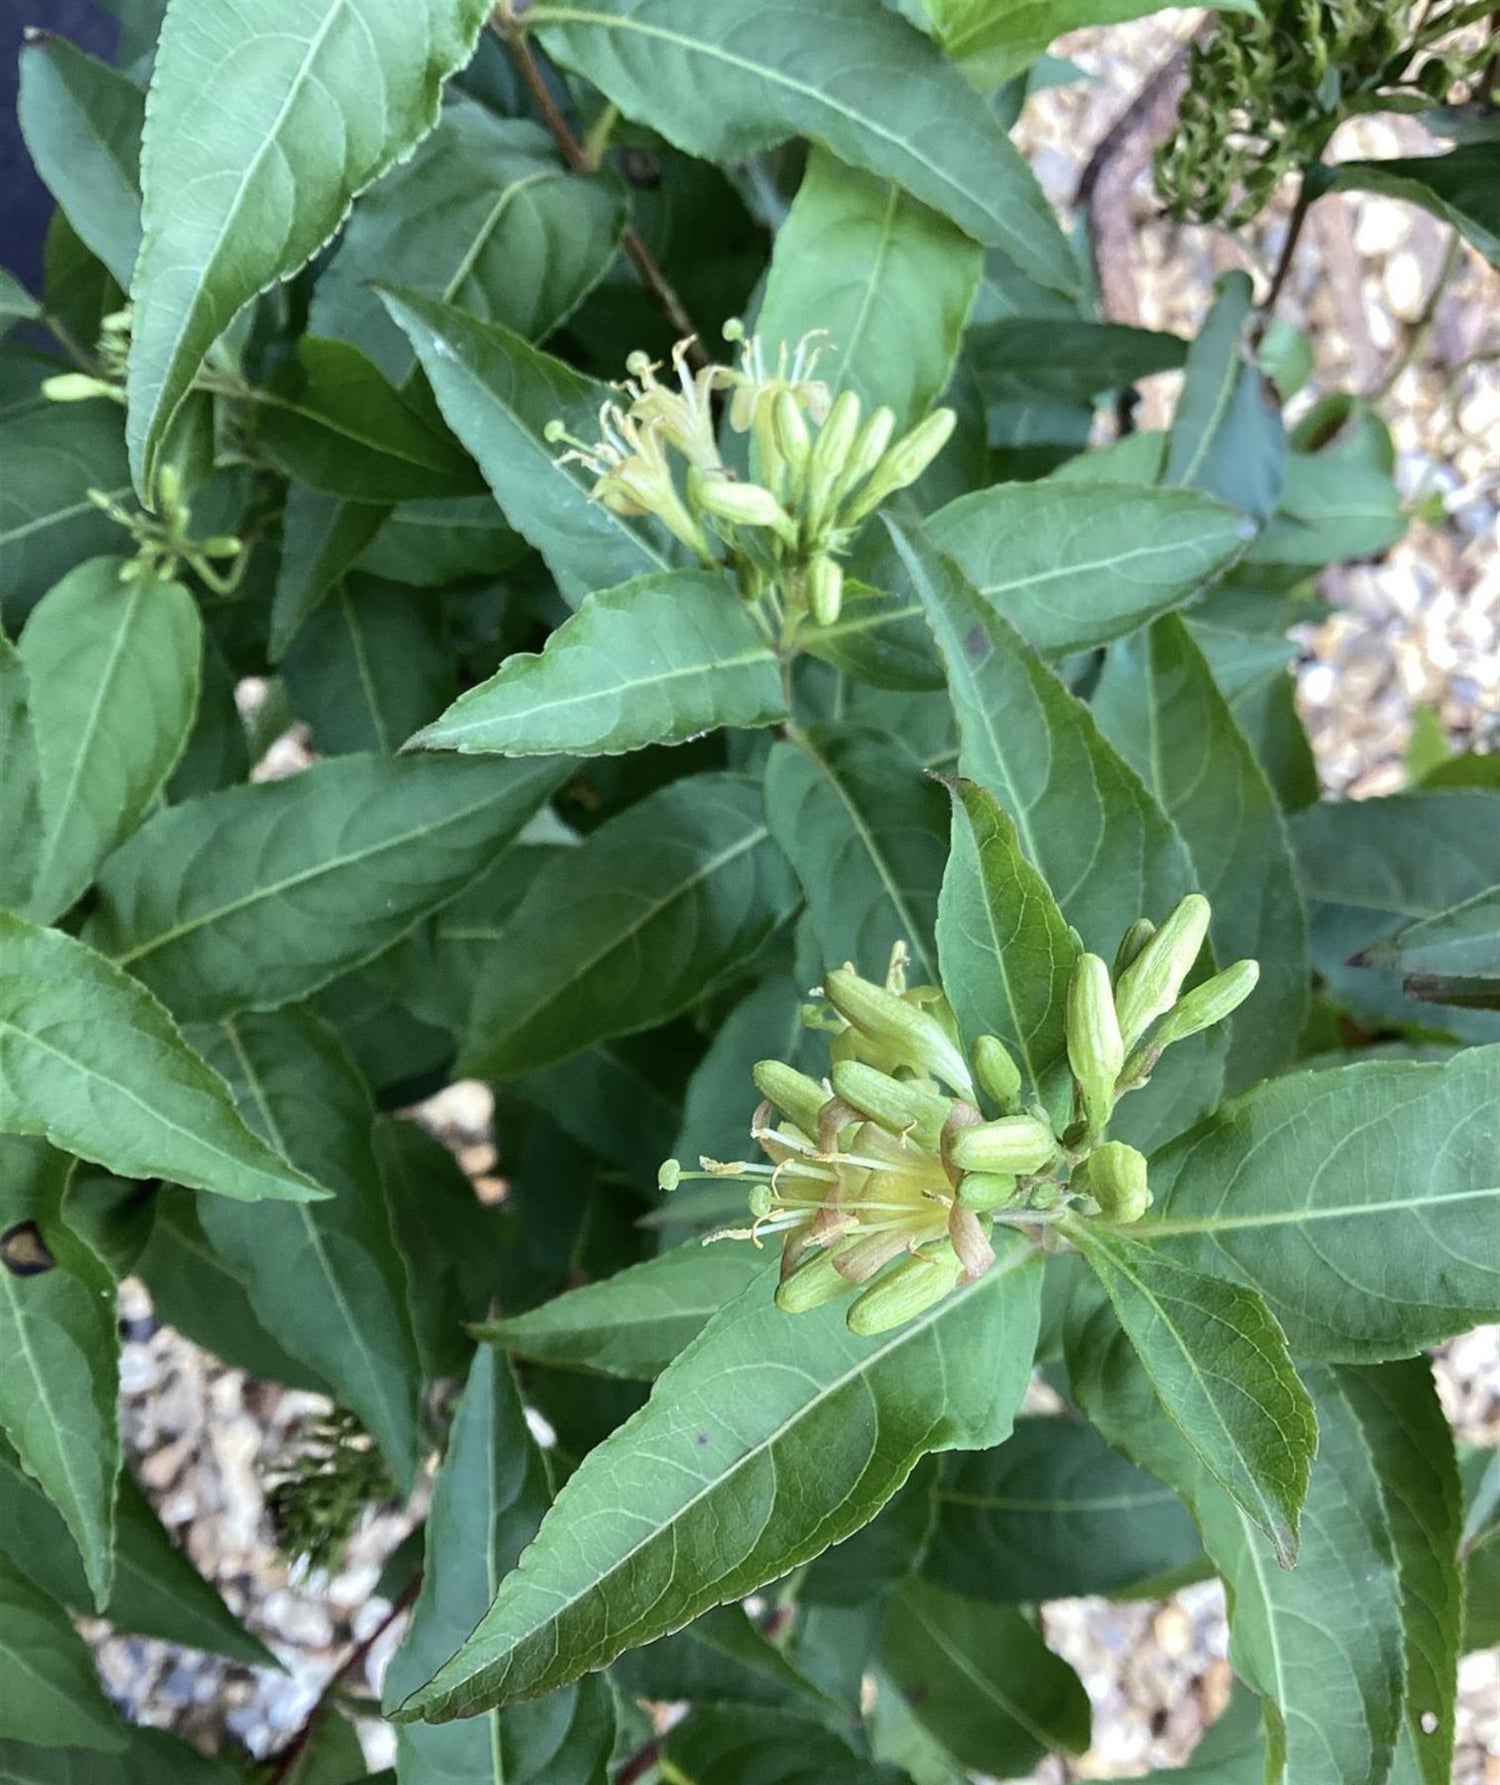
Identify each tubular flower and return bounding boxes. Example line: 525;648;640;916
547;403;709;558
620;339;729;471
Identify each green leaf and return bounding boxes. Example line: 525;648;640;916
879;1578;1090;1777
1337;1359;1463;1785
1092;614;1307;1091
18;37;144;289
614;1603;837;1711
414;570;785;757
1141;1047;1500;1360
891;520;1199;959
353;493;526;589
191;1009;423;1488
0;636;42;910
0;1551;125;1751
924;481;1247;656
136;1192;329;1391
87;752;566;1022
1461;1447;1500;1651
0;1140;117;1612
19;558;201;925
462;772;799;1077
937;777;1079;1110
478;1242;768;1379
282;576;455;757
923;1414;1203;1602
803;1458;939;1606
312;102;625;381
1187;617;1320;814
765;726;949;985
530;0;1078;293
755;146;980;431
391;1238;1042;1720
922;0;1255;85
1246;451;1407;570
1329;144;1499;267
270;487;391;661
169;629;250;801
0;271;41;330
1072;1317;1405;1785
126;0;492;492
662;1707;902;1785
384;1346;616;1785
1360;884;1500;1011
1293;790;1500;1037
1166;271;1286;522
374;1116;518;1382
971;318;1186;405
0;916;320;1204
254;338;485;503
379;288;680;603
0;404;131;630
1141;1694;1265;1782
0;1441;275;1669
1064;1217;1315;1564
0;1725;240;1784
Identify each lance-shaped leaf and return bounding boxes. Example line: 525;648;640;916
1142;1047;1500;1361
283;576;455;758
924;482;1247;657
0;636;41;910
126;0;492;493
192;1010;423;1489
1071;1311;1405;1785
615;1603;839;1712
1064;1217;1315;1564
413;571;785;758
269;485;391;661
664;1707;902;1785
463;772;799;1078
0;1727;241;1784
1293;789;1500;1038
1092;614;1307;1091
385;1347;616;1785
0;270;40;330
755;146;981;431
0;404;131;630
925;0;1257;84
879;1579;1090;1777
1338;1359;1463;1785
0;916;320;1205
380;288;679;603
0;1551;126;1751
1359;884;1500;1011
923;1414;1203;1603
530;0;1077;294
19;559;201;926
392;1237;1042;1721
0;1140;117;1611
937;777;1078;1112
479;1243;768;1380
1329;145;1499;269
17;37;144;289
87;752;566;1022
313;102;625;381
765;727;949;985
1166;271;1285;521
0;1441;275;1669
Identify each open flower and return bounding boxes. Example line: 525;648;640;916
620;338;728;471
547;401;710;558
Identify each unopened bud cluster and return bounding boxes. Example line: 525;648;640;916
663;899;1257;1335
548;327;954;642
88;464;246;594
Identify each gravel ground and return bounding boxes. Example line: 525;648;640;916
91;13;1499;1778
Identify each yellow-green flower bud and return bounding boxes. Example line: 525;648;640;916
751;1060;828;1138
1114;894;1211;1047
1066;954;1124;1133
956;1171;1020;1212
41;373;122;404
804;390;863;528
846;1251;962;1335
1113;918;1156;981
946;1116;1057;1176
829;1060;952;1152
772;389;811;484
199;535;243;560
776;1250;851;1314
835;405;896;502
1081;1140;1152;1223
806;554;843;627
1149;959;1260;1050
824;966;975;1099
696;475;797;541
972;1034;1022;1112
840;408;957;524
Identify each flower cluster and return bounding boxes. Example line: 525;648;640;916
548;326;955;642
662;898;1259;1335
